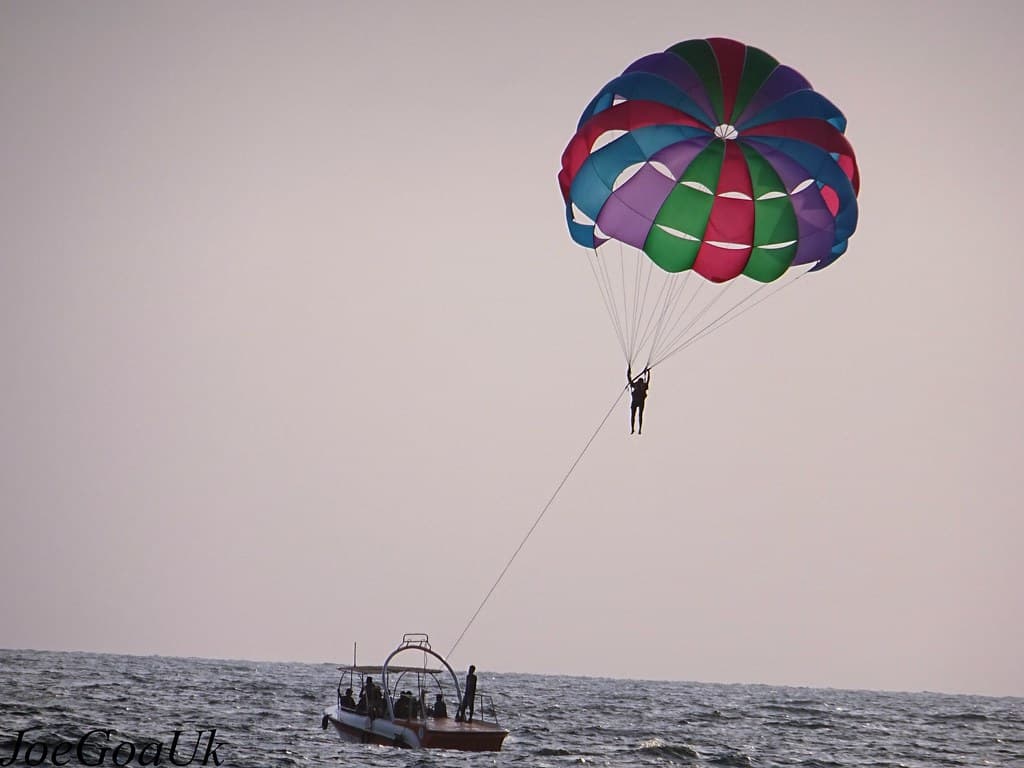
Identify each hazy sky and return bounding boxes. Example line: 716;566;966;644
2;1;1022;698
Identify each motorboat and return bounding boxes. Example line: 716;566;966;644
321;633;509;751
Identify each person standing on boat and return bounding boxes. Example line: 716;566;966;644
456;665;477;722
363;676;383;719
628;366;651;435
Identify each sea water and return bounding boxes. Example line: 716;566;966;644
0;649;1021;767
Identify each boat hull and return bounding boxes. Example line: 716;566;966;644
323;705;507;752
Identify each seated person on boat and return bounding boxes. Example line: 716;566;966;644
394;691;413;718
431;694;448;718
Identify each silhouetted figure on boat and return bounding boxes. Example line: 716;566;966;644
432;693;448;718
340;687;356;709
456;665;478;722
628;366;651;434
395;690;413;718
361;676;384;718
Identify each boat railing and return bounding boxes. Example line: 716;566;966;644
470;692;502;726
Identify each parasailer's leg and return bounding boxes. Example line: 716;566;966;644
630;404;637;434
637;403;644;435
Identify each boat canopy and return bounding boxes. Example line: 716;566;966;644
337;664;444;675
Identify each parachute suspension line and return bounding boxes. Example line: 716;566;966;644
621;245;648;368
600;247;634;362
628;247;647;364
589;245;815;374
646;271;702;365
674;269;810;358
614;244;639;368
590;250;623;355
619;244;631;357
654;279;737;364
622;245;636;360
589;245;652;369
651;266;813;369
619;245;641;368
447;385;628;661
631;251;663;371
587;249;629;361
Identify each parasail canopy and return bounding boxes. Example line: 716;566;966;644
558;38;860;370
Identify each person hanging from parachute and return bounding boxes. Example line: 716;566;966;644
558;38;860;435
627;366;651;434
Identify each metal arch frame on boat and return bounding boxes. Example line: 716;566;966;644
381;633;465;716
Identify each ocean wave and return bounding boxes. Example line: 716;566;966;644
764;718;832;730
928;712;990;722
636;738;699;762
536;746;576;756
710;750;754;767
759;703;831;717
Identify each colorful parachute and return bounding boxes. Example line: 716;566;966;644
558;38;859;369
